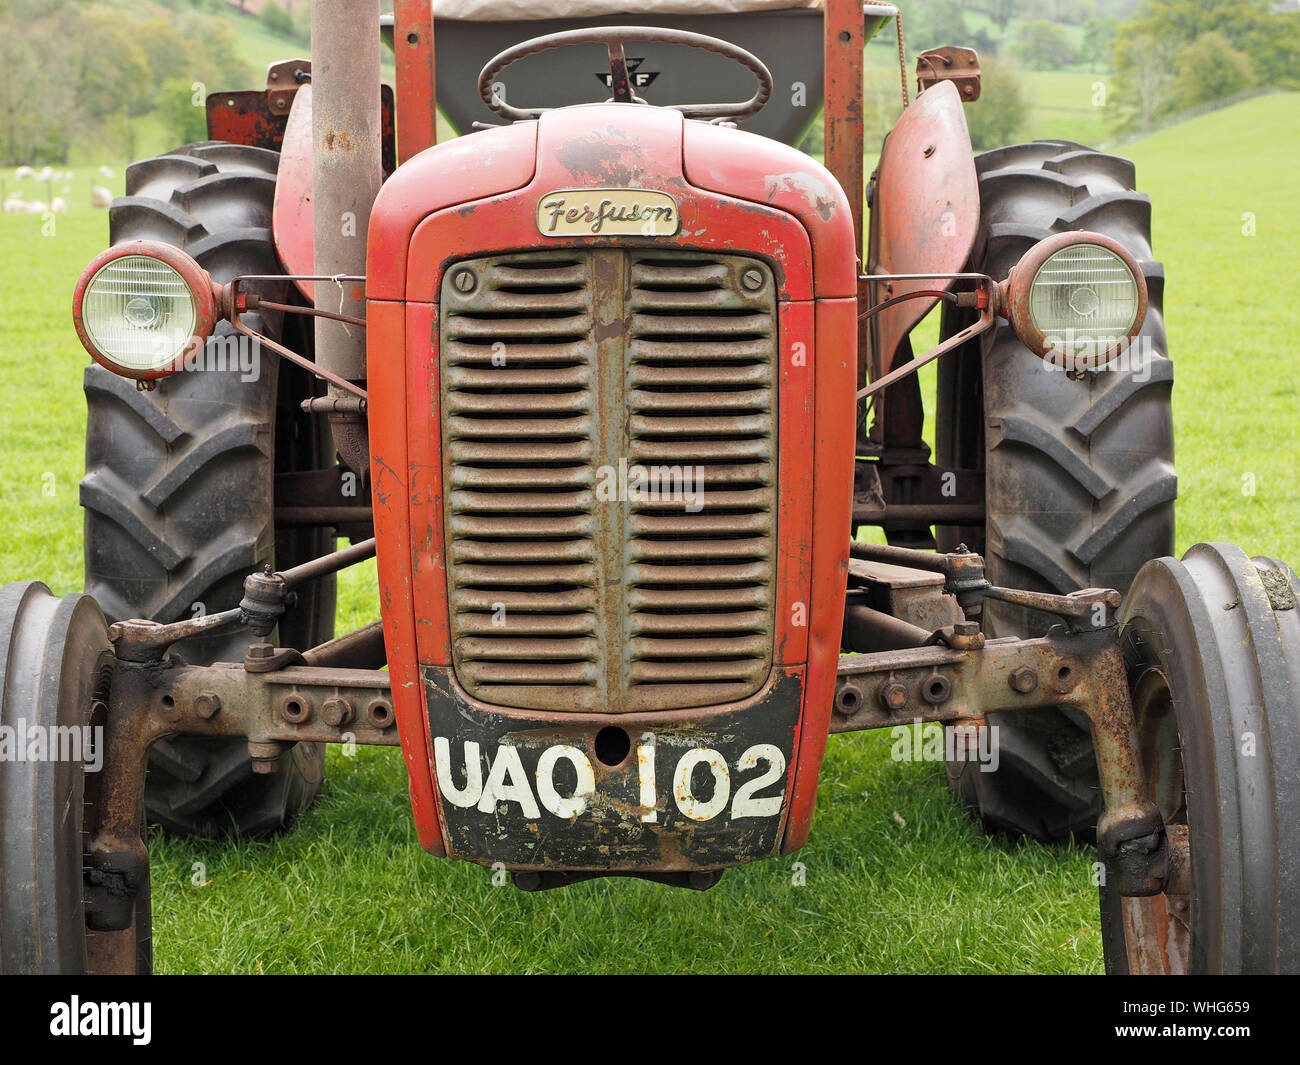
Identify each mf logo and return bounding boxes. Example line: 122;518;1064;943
595;57;660;91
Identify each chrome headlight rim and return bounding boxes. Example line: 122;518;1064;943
73;240;218;380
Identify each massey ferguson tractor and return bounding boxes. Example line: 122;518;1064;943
2;1;1296;975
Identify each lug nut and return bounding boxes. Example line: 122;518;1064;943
741;268;764;291
194;691;221;720
876;680;908;712
1009;667;1038;694
321;696;355;728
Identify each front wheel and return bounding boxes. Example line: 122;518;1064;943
1101;543;1300;974
0;582;150;974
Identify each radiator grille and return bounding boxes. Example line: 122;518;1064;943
440;249;777;713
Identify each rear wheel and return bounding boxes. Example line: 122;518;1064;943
0;582;149;974
1101;544;1300;974
81;143;336;836
937;142;1175;841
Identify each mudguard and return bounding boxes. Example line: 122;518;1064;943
865;80;979;387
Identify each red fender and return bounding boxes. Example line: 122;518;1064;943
865;80;979;385
272;84;316;302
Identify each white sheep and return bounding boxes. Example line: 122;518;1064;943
34;166;52;183
14;166;34;181
97;165;115;179
90;186;113;208
49;197;67;213
3;197;27;213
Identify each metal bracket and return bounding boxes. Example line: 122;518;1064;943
267;58;311;116
916;46;981;102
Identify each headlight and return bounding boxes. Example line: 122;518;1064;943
73;242;217;379
1001;232;1147;369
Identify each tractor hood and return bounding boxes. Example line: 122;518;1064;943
366;103;856;301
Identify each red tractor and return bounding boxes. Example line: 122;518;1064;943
2;1;1295;975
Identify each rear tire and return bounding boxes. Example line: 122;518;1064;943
938;142;1175;842
0;582;150;974
81;143;335;837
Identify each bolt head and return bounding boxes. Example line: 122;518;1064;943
877;680;908;711
741;268;764;291
247;741;282;774
247;642;273;659
194;691;221;719
1009;667;1038;694
953;621;980;637
321;696;354;728
452;268;476;293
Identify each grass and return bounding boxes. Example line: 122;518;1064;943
1021;69;1114;146
1;93;1296;973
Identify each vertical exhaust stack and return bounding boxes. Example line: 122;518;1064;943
311;0;382;478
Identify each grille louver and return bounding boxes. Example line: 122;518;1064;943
441;249;777;713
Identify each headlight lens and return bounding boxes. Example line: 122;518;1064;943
81;254;198;374
1028;243;1140;360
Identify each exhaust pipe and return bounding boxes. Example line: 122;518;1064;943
311;0;382;478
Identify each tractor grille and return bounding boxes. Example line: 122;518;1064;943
440;249;777;713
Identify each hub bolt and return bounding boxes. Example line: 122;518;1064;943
1009;667;1038;694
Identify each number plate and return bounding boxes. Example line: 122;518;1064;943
424;666;802;870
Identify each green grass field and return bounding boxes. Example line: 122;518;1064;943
1;92;1295;973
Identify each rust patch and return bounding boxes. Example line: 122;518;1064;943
324;128;355;152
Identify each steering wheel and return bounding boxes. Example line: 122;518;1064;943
478;26;774;124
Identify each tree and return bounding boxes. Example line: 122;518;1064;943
1111;30;1176;132
1013;20;1079;68
905;0;969;55
1113;0;1300;86
1170;31;1256;109
261;1;295;40
1109;0;1295;130
157;77;208;146
964;58;1029;149
1078;16;1119;70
